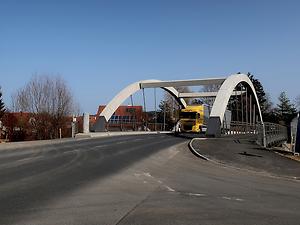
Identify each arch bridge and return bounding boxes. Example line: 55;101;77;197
92;73;287;147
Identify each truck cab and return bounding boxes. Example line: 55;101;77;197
178;105;208;133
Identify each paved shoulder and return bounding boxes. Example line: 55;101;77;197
191;137;300;179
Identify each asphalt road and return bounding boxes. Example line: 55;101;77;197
0;134;299;225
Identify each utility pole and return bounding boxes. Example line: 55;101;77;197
246;87;248;132
142;88;147;131
130;95;134;106
253;104;256;125
235;88;238;121
163;99;166;131
241;84;244;123
154;88;157;131
250;94;252;125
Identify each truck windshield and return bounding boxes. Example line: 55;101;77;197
180;112;196;119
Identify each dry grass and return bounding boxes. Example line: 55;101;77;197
272;145;300;163
287;155;300;162
275;151;300;162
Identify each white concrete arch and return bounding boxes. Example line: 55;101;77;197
91;74;263;134
206;73;263;137
99;79;187;122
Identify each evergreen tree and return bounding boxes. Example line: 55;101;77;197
247;72;274;121
247;73;266;108
0;87;5;119
275;91;297;125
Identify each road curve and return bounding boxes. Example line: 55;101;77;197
0;134;299;225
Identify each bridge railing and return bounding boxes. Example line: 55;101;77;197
223;121;258;135
257;122;288;147
223;121;288;147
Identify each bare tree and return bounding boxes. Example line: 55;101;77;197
0;86;5;119
202;84;220;92
199;84;221;106
73;101;82;116
13;75;74;115
159;86;191;126
12;74;77;139
164;86;191;109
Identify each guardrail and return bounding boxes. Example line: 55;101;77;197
223;121;288;147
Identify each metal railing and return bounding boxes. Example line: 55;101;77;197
223;121;258;135
223;121;288;147
259;122;288;147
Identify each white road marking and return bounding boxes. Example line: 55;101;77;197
115;141;127;144
134;172;177;193
164;185;176;192
222;196;232;200
143;172;153;178
222;196;245;202
93;144;109;148
16;156;43;162
187;193;206;197
167;149;179;159
194;138;207;140
63;149;80;154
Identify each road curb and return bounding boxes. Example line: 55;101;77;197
0;138;77;151
76;131;172;138
0;132;173;151
188;138;209;161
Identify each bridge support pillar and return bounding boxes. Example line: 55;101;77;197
91;116;106;132
206;117;221;138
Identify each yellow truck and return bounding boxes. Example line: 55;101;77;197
176;105;210;133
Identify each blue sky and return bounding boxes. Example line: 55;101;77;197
1;0;299;114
